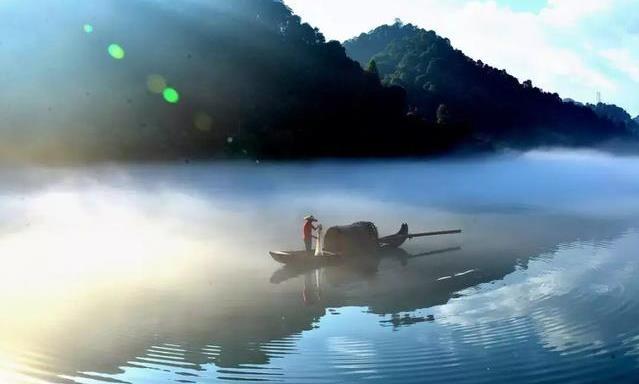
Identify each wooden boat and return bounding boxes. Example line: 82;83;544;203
269;250;341;266
378;223;409;248
270;223;461;266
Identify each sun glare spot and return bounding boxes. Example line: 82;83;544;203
163;87;180;103
194;112;213;131
108;43;125;60
0;191;207;305
147;74;167;94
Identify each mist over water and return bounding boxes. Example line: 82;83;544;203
2;151;639;383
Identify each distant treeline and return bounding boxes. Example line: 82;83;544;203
1;0;636;162
139;1;473;159
344;22;637;149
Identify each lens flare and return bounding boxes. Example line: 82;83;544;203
108;44;125;60
146;75;167;94
163;87;180;104
83;24;94;33
194;112;213;131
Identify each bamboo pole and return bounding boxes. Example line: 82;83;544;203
379;229;461;242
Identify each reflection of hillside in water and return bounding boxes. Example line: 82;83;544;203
11;211;631;384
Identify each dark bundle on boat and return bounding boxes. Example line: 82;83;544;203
323;221;379;255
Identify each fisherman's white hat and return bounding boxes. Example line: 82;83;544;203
304;215;318;222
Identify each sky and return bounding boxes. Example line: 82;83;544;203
285;0;639;117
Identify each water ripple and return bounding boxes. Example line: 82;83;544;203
7;232;639;383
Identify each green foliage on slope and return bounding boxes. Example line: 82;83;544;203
344;22;632;148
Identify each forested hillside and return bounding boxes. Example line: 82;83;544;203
344;22;633;148
2;0;471;162
1;2;635;162
586;103;639;134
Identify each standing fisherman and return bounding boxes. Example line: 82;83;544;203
303;215;319;254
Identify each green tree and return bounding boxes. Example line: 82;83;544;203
367;59;380;79
436;104;451;125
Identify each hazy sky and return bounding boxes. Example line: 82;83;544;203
286;0;639;116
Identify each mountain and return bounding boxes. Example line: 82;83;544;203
344;22;633;148
587;103;639;134
3;0;467;162
1;2;635;162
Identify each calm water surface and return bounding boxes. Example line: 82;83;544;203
2;151;639;383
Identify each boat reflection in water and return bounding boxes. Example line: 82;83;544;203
303;271;321;306
283;246;464;312
272;246;463;286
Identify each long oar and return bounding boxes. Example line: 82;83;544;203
406;229;462;239
380;229;461;243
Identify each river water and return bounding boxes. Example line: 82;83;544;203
2;151;639;383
